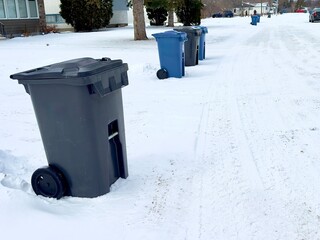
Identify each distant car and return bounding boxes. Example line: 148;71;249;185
309;8;320;22
222;10;234;18
212;10;234;18
296;8;308;13
212;12;222;18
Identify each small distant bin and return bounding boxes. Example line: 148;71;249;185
152;30;187;79
195;26;208;60
173;26;201;66
251;15;258;25
10;57;129;199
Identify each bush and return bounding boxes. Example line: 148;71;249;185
44;25;59;34
60;0;113;32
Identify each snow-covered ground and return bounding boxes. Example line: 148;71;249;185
1;13;320;240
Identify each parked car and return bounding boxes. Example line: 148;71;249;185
222;10;234;18
212;10;234;18
279;9;289;14
296;8;308;13
212;12;222;18
309;8;320;22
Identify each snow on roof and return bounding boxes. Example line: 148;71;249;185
243;2;269;7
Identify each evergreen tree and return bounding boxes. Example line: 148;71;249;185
146;7;168;26
175;0;203;26
60;0;113;32
145;0;168;26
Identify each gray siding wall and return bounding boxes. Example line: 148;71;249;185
113;0;128;11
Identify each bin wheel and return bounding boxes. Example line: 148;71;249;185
31;166;67;199
157;69;168;79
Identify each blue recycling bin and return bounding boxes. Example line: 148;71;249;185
257;14;260;22
251;15;258;25
152;31;187;79
197;26;208;60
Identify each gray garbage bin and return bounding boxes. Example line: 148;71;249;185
10;57;129;199
173;26;201;66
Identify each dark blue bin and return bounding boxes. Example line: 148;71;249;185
251;15;258;25
152;31;187;79
197;26;208;60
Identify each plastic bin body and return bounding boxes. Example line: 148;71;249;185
152;31;187;78
10;58;129;198
197;26;208;60
251;15;258;25
257;14;260;22
173;27;201;66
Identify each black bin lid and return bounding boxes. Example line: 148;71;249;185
10;57;128;86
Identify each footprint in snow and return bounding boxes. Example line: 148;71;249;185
1;175;31;192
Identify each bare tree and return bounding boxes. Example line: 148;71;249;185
132;0;148;40
295;0;306;10
38;0;47;32
167;10;174;26
166;0;175;27
167;0;184;27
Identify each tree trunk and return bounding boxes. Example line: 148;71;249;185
167;10;174;27
37;0;47;33
132;0;148;40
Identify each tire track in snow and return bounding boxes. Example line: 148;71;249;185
267;25;320;239
186;26;269;239
123;18;320;239
230;22;320;239
187;19;320;239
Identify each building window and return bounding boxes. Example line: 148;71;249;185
56;15;65;23
18;0;28;18
46;14;55;23
7;0;17;18
46;14;66;24
0;0;5;18
0;0;38;19
28;0;37;18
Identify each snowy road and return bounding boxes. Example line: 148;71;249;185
123;14;320;239
1;13;320;240
185;16;320;239
185;17;320;239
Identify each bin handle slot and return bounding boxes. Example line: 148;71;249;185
108;120;119;139
108;120;126;178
